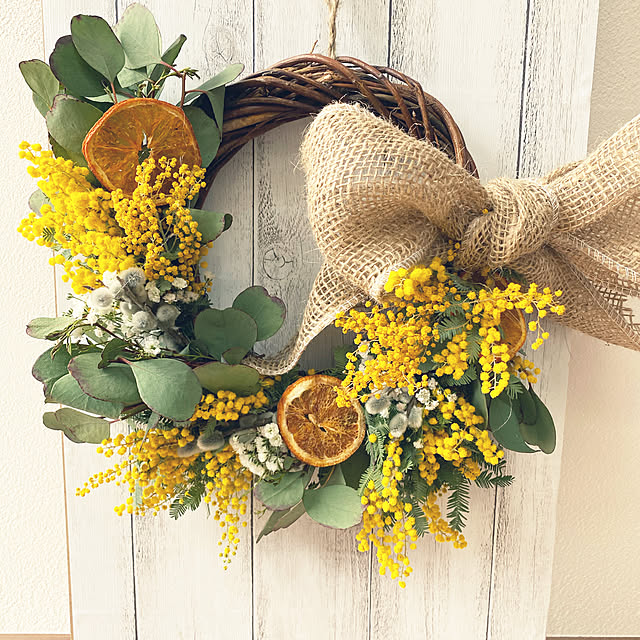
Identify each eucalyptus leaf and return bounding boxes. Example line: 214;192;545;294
19;59;59;109
115;4;162;68
256;502;306;542
43;408;110;444
193;362;260;395
520;388;556;454
470;379;489;426
49;35;108;98
126;358;201;421
46;95;102;156
189;63;243;94
32;346;73;394
148;34;187;96
188;209;232;244
183;106;220;167
29;189;51;215
49;135;88;168
117;66;148;89
340;447;370;490
32;93;50;117
47;374;123;419
194;308;257;359
303;484;363;529
222;347;249;365
68;352;141;405
27;316;76;339
206;86;225;131
99;338;128;368
255;471;307;510
233;286;286;341
325;464;346;486
71;14;125;82
519;386;538;425
489;393;536;453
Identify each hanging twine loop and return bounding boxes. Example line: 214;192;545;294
246;103;640;374
325;0;341;58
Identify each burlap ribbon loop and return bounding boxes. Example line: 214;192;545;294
248;103;640;375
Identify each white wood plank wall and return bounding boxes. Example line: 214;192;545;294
42;0;599;638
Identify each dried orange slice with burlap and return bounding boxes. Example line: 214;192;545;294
277;375;365;467
499;307;527;358
82;98;201;194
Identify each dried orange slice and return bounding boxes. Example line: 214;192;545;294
82;97;201;194
277;375;365;467
499;307;527;358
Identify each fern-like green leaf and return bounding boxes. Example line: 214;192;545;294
445;473;471;532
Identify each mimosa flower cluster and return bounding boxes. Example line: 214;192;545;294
18;143;210;295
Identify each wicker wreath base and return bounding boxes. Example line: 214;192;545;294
195;54;476;206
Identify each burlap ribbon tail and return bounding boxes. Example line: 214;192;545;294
248;103;640;375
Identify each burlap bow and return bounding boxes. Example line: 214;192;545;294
250;102;640;375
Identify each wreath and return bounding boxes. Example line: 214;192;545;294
18;5;640;587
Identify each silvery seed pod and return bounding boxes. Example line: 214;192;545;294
239;414;258;428
365;395;391;415
255;411;275;426
197;430;225;452
389;412;408;436
176;441;200;457
408;405;423;429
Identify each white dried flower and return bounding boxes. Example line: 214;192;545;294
163;292;177;303
396;402;407;413
90;287;114;312
416;389;430;404
156;303;180;325
173;277;188;290
142;335;162;356
427;378;437;390
145;282;161;303
269;432;284;449
131;311;157;332
265;457;281;473
258;422;280;440
86;310;99;325
413;439;424;449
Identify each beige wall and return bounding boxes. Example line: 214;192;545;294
0;0;71;633
547;0;640;636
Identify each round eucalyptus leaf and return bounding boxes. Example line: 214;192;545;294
49;35;108;98
127;358;202;422
46;95;102;156
27;316;76;340
303;485;363;529
193;362;260;396
47;374;123;419
489;393;535;453
255;471;307;511
194;308;257;359
232;286;286;341
43;408;110;444
68;352;141;405
114;3;162;68
71;14;125;82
